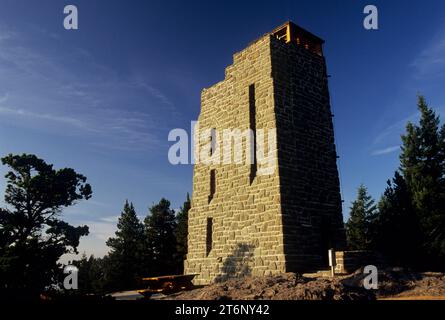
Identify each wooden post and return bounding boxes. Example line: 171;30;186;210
328;248;336;277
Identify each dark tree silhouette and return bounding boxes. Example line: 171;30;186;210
346;185;377;250
175;193;191;273
399;96;445;262
376;172;422;267
144;198;178;276
370;96;445;269
104;200;146;291
0;154;91;299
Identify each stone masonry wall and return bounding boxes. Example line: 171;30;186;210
270;37;347;272
185;29;346;284
185;36;286;285
335;251;385;274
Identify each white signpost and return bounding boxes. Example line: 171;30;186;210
328;249;336;277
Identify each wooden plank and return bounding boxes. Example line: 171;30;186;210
142;274;198;281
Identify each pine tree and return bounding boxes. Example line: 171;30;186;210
399;95;445;262
105;200;145;291
375;172;422;266
346;184;377;250
175;193;191;272
0;154;91;299
71;254;107;295
144;198;178;276
71;253;92;294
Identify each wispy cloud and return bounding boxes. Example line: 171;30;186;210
83;220;116;242
98;214;145;224
412;39;445;78
133;80;174;107
0;30;15;43
0;26;173;152
0;106;86;127
0;93;8;104
371;145;400;156
412;37;445;79
99;216;120;223
373;113;417;145
373;25;445;152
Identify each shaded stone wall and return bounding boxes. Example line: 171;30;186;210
270;37;347;272
185;28;346;284
335;251;385;274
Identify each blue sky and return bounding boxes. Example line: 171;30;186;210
1;0;445;258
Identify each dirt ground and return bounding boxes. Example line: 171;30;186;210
162;268;445;301
374;269;445;299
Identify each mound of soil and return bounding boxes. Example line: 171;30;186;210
370;268;444;298
320;268;445;299
163;268;445;300
165;273;375;300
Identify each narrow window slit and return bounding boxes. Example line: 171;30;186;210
249;84;257;184
208;169;216;203
206;217;213;256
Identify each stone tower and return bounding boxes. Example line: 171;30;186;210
185;22;346;285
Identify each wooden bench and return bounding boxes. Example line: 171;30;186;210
138;274;198;298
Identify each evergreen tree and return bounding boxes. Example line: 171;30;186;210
71;254;106;295
105;200;145;291
144;198;178;276
72;253;92;294
0;154;91;299
375;172;422;266
346;184;377;250
399;95;445;262
175;193;191;272
71;254;117;295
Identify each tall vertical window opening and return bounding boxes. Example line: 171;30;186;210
208;169;216;203
206;217;213;256
249;84;257;183
210;128;216;156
